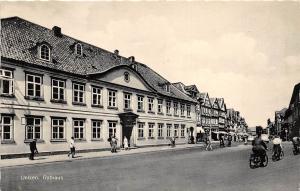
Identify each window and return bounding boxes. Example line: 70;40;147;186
73;83;85;103
75;43;83;56
52;79;65;101
25;117;42;140
137;96;144;111
40;44;50;61
26;74;42;98
197;113;201;122
138;123;144;138
207;118;210;125
73;119;85;139
108;121;117;138
181;125;185;137
124;93;131;110
187;105;191;117
174;124;179;137
108;90;117;108
167;124;172;137
51;118;65;140
165;84;170;93
1;115;14;141
92;87;102;106
158;123;163;137
158;99;163;114
124;72;130;82
148;97;154;112
174;102;178;116
92;120;102;139
166;101;171;114
180;104;185;116
0;69;14;95
148;123;154;138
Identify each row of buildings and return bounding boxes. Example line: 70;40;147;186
172;83;248;141
271;83;300;140
0;17;247;158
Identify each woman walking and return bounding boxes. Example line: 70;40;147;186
68;137;75;158
124;136;129;151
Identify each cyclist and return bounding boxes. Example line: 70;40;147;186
292;137;300;152
252;126;268;166
272;135;282;156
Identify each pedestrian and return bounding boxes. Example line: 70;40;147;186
227;134;232;147
107;135;112;147
124;136;129;151
205;132;213;151
67;137;76;158
219;134;225;147
111;135;118;153
29;139;38;160
171;136;176;147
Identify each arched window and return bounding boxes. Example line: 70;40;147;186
75;43;83;56
40;44;50;61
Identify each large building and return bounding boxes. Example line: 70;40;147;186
274;108;287;137
198;92;212;133
172;82;202;142
216;98;226;132
284;83;300;138
0;17;197;158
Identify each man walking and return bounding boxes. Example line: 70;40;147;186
111;135;118;153
29;139;38;160
68;137;76;158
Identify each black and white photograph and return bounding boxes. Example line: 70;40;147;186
0;1;300;191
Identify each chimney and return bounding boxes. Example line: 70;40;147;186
128;56;135;62
52;26;62;37
114;49;119;56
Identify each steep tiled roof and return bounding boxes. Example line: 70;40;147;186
275;108;287;115
199;92;207;99
210;98;216;105
217;98;223;107
184;85;199;93
0;16;196;103
289;83;300;106
172;82;191;96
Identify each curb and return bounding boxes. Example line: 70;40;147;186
0;144;205;169
0;143;232;169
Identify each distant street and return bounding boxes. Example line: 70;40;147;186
1;142;299;191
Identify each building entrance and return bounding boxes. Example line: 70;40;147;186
118;112;139;147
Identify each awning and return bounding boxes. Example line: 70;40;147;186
196;126;205;133
219;131;228;134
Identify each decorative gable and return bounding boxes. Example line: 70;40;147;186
92;66;153;92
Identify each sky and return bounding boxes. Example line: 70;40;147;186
1;1;300;127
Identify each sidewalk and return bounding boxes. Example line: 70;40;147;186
0;143;212;168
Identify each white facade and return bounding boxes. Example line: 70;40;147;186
0;61;197;157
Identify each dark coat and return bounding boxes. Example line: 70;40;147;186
30;140;37;152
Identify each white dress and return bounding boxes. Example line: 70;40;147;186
124;137;129;149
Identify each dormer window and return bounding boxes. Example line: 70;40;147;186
75;43;83;56
40;44;50;61
165;84;170;93
131;63;137;71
